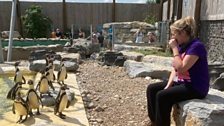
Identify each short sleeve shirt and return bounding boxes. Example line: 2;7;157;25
179;39;209;97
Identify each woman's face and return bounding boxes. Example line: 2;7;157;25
171;30;188;45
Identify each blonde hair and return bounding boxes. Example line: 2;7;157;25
170;16;196;38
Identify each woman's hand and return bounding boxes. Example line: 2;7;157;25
169;39;178;49
164;84;171;90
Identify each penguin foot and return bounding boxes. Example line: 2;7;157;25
16;119;21;123
48;93;53;97
59;113;66;119
16;116;23;123
29;111;34;116
19;119;26;124
36;111;41;115
19;116;27;123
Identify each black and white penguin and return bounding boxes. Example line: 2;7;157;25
14;62;26;84
46;64;56;82
26;80;42;115
12;94;29;123
7;82;23;100
45;54;51;66
36;71;55;97
57;59;67;85
54;85;70;119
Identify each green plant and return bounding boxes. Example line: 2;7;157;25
146;0;160;4
144;14;157;25
22;5;52;38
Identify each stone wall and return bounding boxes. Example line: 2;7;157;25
2;45;64;61
200;20;224;64
103;21;156;43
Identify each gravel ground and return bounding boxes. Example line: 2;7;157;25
76;59;161;126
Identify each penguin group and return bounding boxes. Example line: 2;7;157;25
6;56;71;123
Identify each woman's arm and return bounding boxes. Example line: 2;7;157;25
169;39;199;74
164;69;176;89
172;47;199;73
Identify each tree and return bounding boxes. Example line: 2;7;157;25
22;5;52;38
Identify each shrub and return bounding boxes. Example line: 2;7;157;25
143;14;157;25
22;5;52;38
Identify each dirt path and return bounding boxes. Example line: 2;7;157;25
76;60;160;126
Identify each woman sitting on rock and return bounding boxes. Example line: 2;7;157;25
146;16;209;126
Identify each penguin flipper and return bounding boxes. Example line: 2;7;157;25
57;71;61;81
7;87;14;99
7;83;19;100
66;100;70;108
22;76;26;84
55;90;61;102
65;73;68;79
21;98;29;114
14;75;16;83
54;104;59;115
12;103;15;114
34;90;43;107
36;82;40;91
53;73;56;80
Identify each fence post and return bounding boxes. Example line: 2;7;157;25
0;38;4;63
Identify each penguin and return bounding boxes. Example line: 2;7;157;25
26;80;43;115
57;59;67;85
12;94;29;123
54;85;70;119
7;82;23;100
14;62;26;84
46;64;56;82
36;71;55;97
45;54;51;66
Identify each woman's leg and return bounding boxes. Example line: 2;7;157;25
146;81;167;122
155;84;202;126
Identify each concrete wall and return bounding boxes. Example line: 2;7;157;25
201;0;224;20
181;0;196;18
199;0;224;64
0;1;160;35
200;20;224;64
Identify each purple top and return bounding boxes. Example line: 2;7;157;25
179;38;209;97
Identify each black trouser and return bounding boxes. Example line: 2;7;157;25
146;81;205;126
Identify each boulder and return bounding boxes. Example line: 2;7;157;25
1;31;21;38
211;72;224;91
124;60;172;79
64;39;100;57
29;59;79;72
120;51;144;62
142;55;172;67
172;89;224;126
100;51;126;66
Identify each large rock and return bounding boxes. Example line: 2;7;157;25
120;51;144;62
172;89;224;126
29;49;61;61
124;60;172;79
114;44;163;52
103;21;156;43
211;72;224;91
100;51;126;66
64;39;100;57
142;55;172;67
56;52;81;63
29;59;79;72
1;31;21;38
208;64;224;84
